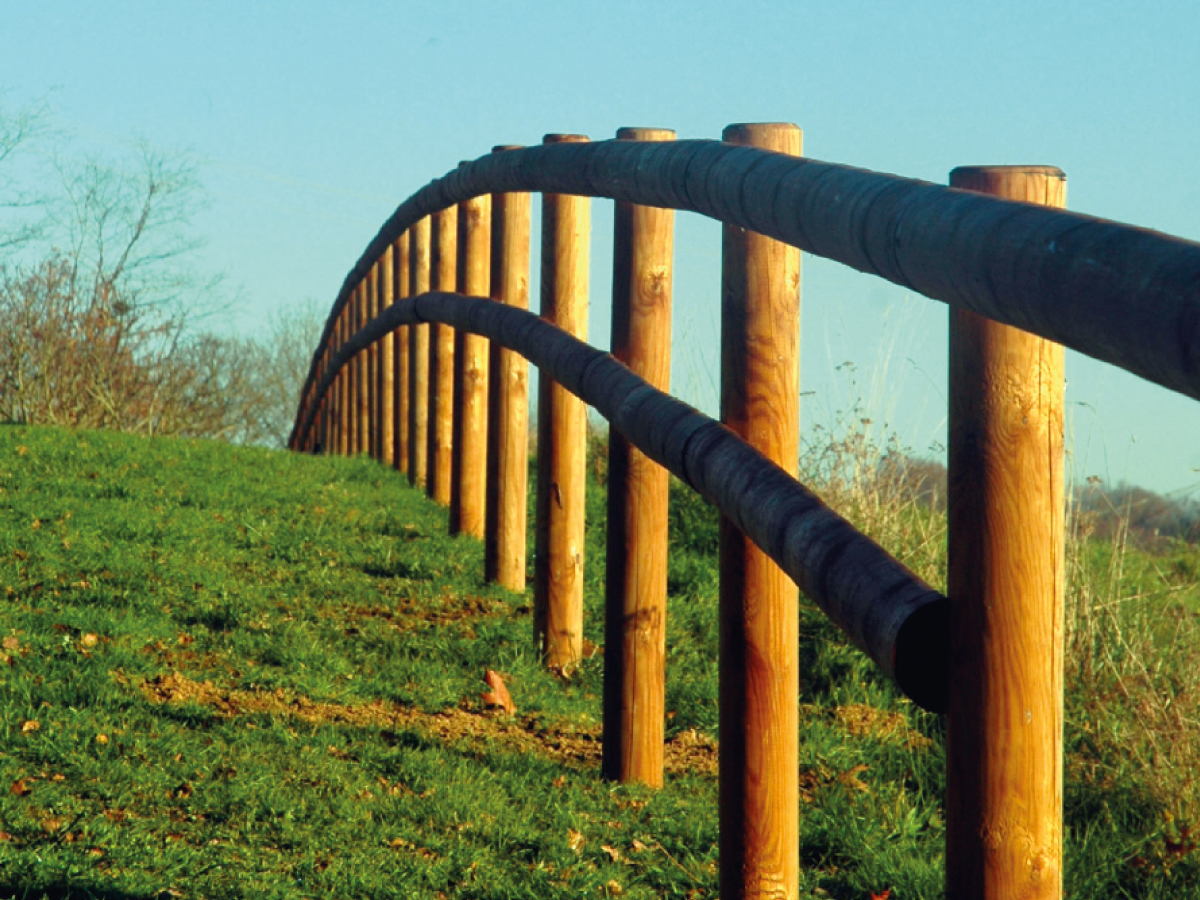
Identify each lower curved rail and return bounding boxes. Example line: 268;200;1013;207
296;290;950;712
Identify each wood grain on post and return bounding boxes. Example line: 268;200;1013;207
381;240;400;469
366;270;380;458
320;346;332;453
361;279;375;456
534;133;591;669
603;127;675;788
314;362;324;452
719;122;802;900
485;146;531;590
345;292;352;453
374;256;393;460
428;206;458;504
352;282;365;456
391;233;411;473
369;260;385;462
327;316;336;453
946;166;1066;900
336;304;349;455
408;216;432;488
307;368;319;451
451;187;491;538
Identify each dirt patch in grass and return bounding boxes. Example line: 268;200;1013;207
338;593;512;637
136;670;718;777
832;703;932;749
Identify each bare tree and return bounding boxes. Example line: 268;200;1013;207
0;99;226;434
1;99;323;446
0;95;49;252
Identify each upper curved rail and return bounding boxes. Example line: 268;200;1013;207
294;138;1200;446
298;289;950;713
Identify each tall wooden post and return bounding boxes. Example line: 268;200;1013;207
451;189;491;538
321;345;333;453
392;232;411;473
373;258;390;463
485;146;531;590
719;122;802;900
367;271;380;458
945;166;1066;900
428;206;458;504
603;127;675;787
534;133;591;669
381;239;401;470
409;216;432;488
352;289;362;456
337;303;349;456
360;280;374;456
316;353;328;453
345;293;356;456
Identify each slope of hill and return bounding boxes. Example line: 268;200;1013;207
1;425;1198;898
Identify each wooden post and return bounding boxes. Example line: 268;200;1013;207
396;232;415;475
337;303;349;456
379;242;397;468
315;356;326;453
367;272;380;458
428;205;458;505
451;188;491;538
534;133;591;669
374;260;388;460
602;127;675;787
945;166;1066;900
350;283;364;456
409;216;432;488
485;146;531;590
320;346;332;453
381;240;400;475
323;373;331;454
343;293;354;456
719;122;802;900
359;279;374;455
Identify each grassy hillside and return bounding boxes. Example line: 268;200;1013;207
1;424;1198;898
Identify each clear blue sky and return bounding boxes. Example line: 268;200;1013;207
4;1;1199;493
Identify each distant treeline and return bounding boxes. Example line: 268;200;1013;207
879;454;1200;546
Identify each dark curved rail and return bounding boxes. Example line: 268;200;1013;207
293;138;1200;446
300;288;949;712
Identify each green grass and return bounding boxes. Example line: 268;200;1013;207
1;424;1198;898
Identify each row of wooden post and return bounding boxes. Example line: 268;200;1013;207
300;128;1067;900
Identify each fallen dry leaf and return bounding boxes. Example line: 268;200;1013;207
601;844;622;862
568;829;585;854
21;720;40;734
606;880;623;895
481;669;516;714
2;636;18;651
80;633;99;648
10;779;32;797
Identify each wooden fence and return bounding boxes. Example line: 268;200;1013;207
288;124;1200;900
